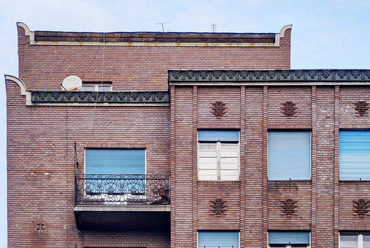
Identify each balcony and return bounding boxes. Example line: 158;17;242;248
74;174;170;230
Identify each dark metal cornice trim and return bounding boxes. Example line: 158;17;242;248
168;69;370;85
31;91;169;104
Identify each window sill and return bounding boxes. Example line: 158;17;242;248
268;180;312;187
198;180;241;186
339;180;370;185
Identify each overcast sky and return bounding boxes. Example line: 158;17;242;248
1;0;370;246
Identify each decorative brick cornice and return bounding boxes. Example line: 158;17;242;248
31;91;169;104
168;69;370;84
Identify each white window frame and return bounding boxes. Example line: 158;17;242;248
339;232;370;248
82;82;112;92
197;136;240;181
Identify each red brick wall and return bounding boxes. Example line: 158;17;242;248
268;86;312;129
170;84;370;248
197;87;241;129
267;181;312;230
244;87;264;247
82;230;170;248
6;81;170;247
8;24;370;248
9;78;370;247
17;26;291;92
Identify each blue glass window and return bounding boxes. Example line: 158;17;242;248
198;231;239;248
198;130;239;142
268;131;311;180
340;131;370;180
85;149;145;174
268;231;310;245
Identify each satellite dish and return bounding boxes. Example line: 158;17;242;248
61;75;82;91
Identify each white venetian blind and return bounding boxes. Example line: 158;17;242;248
340;131;370;180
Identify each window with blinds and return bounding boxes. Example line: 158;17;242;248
340;232;370;248
198;130;239;181
198;231;239;248
268;231;310;248
268;131;311;180
85;149;145;175
82;82;112;92
339;131;370;180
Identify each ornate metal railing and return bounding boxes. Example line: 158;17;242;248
75;174;170;205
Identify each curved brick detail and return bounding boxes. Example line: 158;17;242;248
31;91;169;103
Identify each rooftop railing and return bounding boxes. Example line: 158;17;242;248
75;174;170;206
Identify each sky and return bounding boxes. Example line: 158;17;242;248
1;0;370;246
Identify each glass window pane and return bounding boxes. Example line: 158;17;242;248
199;144;217;157
198;231;239;248
268;132;311;180
268;232;310;245
98;85;112;91
198;169;218;180
363;233;370;248
199;158;218;170
220;170;239;180
198;130;239;142
220;143;239;157
85;149;145;174
340;131;370;180
340;234;358;248
82;86;95;91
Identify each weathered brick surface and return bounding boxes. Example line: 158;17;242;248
268;86;312;128
197;87;241;129
173;87;194;247
267;181;311;230
17;25;291;92
7;80;170;247
339;183;370;230
315;87;335;247
82;230;170;248
243;87;264;247
197;182;240;230
339;86;370;127
9;23;370;248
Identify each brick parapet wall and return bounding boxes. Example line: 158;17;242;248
16;25;291;92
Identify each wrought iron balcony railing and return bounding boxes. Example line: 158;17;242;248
75;174;170;206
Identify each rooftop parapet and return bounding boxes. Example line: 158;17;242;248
17;22;292;47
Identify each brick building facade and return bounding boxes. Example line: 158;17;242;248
6;23;370;247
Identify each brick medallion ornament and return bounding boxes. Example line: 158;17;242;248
211;101;227;118
281;199;298;217
353;198;370;218
210;198;228;216
281;101;297;118
354;101;369;117
36;223;45;235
